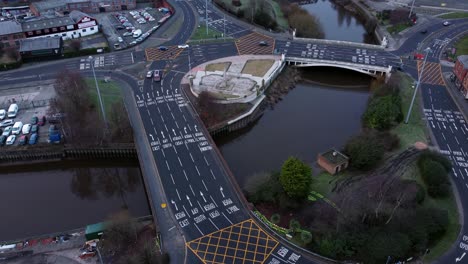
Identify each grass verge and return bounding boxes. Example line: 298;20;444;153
387;23;411;34
401;163;460;262
205;62;231;72
86;79;123;118
190;25;224;40
242;59;275;77
455;35;468;57
391;73;427;151
439;12;468;19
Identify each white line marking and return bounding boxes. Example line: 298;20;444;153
168;226;175;231
197;200;205;212
176;189;181;200
171;112;175;119
189;184;196;196
210;195;218;207
182;205;190;218
183;170;188;181
150;118;154;125
173;146;178;154
166;160;170;170
442;132;446;140
175;121;179;129
190;153;195;162
195;165;201;176
459;168;465;180
202;179;208;191
183;114;187;122
170;173;175;184
194;223;204;235
455;137;460;145
204;156;210;166
447;144;452;152
208;218;219;230
222;212;233;225
161;148;166;158
178;156;183;166
210;169;216;180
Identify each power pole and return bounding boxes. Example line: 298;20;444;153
408;0;416;19
405;47;431;124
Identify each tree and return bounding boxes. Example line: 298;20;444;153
287;4;324;38
279;157;312;199
101;210;138;254
69;39;82;52
300;230;312;244
361;231;411;264
4;47;19;61
390;8;410;25
109;100;133;142
344;132;384;170
363;94;402;130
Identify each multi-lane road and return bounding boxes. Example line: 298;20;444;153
0;0;467;262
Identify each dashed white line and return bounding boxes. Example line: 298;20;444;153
442;132;446;141
447;144;452;152
167;104;171;111
195;165;201;176
197;200;205;212
161;148;166;158
183;170;189;181
459;168;465;180
190;153;195;162
466;183;468;190
178;157;183;166
165;160;170;170
183;114;187;122
208;218;219;230
176;189;181;200
204;156;210;166
168;226;176;232
210;169;216;180
175;121;179;129
189;184;196;196
222;212;233;225
455;137;460;145
157;106;161;114
210;195;218;207
182;205;190;219
173;146;178;154
170;173;175;184
171;112;175;119
201;179;208;191
194;223;204;236
450;126;454;133
150;118;154;125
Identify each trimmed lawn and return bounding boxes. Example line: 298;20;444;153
391;73;428;151
86;79;123;118
455;36;468;57
401;163;460;262
242;59;275;77
387;23;411;34
439;12;468;19
205;62;231;72
190;25;223;40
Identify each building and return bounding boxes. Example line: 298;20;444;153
453;55;468;98
317;149;349;175
0;20;25;48
19;36;63;60
22;11;98;40
30;0;136;16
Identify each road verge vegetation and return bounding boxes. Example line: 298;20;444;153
439;12;468;19
244;72;459;263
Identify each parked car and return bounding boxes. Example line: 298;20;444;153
0;119;14;127
29;133;38;145
116;25;125;30
420;29;428;34
118;37;123;43
0;109;5;120
2;126;12;137
18;135;28;145
31;116;38;125
38;116;46;126
49;124;58;134
158;46;168;51
146;71;153;78
0;135;6;146
123;32;133;37
31;124;38;133
11;121;23;135
5;135;15;145
7;103;18;118
153;70;161;82
22;124;31;134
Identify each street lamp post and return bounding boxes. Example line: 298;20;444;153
205;0;208;36
88;56;108;129
408;0;416;19
404;47;431;124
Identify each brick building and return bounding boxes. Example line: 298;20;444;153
30;0;136;16
0;20;25;48
453;55;468;99
317;149;349;175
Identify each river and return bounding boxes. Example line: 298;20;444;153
0;162;150;242
301;0;374;43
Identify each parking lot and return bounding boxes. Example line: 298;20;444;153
0;83;60;147
100;7;171;50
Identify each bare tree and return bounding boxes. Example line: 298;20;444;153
109;101;133;142
69;39;82;52
4;47;19;61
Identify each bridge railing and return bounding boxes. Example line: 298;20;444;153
292;36;386;50
284;56;392;72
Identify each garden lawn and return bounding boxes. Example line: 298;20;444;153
242;59;275;77
455;36;468;57
401;163;460;262
387;23;411;34
439;12;468;19
205;62;231;72
86;79;123;118
391;73;427;151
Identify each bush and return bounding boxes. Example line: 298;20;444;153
0;60;22;71
418;150;452;172
344;132;385;170
428;183;451;198
421;160;449;186
300;230;313;244
376;131;400;151
254;10;277;30
361;231;411;264
415;182;426;204
236;9;244;18
271;213;280;224
289;219;301;231
363;94;402;130
279;157;312;199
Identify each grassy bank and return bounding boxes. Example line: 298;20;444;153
190;25;224;40
387;23;411;34
455;36;468;57
85;79;123;118
439;12;468;19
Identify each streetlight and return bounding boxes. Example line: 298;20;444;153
87;55;108;129
404;47;431;124
408;0;416;19
205;0;209;36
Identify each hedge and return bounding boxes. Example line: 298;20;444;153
0;60;22;71
63;47;110;58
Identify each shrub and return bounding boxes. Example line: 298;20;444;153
279;157;312;199
418;151;452;172
271;213;280;224
376;131;400;151
363;94;402;130
232;0;241;6
428;183;451;198
289;219;301;231
236;9;244;18
254;10;277;30
415;182;426;204
344;132;385;170
300;230;313;244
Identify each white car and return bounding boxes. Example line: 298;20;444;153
443;21;451;26
6;135;15;145
178;44;189;49
11;121;22;135
146;71;153;78
2;126;12;137
0;109;5;120
0;119;14;127
22;123;31;134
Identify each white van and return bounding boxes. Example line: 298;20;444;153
133;29;142;38
11;121;23;135
7;104;18;118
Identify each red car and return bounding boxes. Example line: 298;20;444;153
414;53;424;60
37;116;46;126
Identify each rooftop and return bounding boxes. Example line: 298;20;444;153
320;149;349;166
31;0;68;12
69;10;94;23
0;20;23;36
22;16;74;31
19;36;62;52
458;55;468;68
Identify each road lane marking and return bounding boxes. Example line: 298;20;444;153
204;156;210;166
173;145;178;154
448;144;452;152
166;160;170;170
197;200;205;212
453;168;458;177
183;170;188;180
210;195;218;207
202;179;208;191
442;132;446;141
189;184;196;196
208;218;219;230
175;120;179;129
161;148;166;158
176;189;181;200
190;153;195;162
460;168;465;180
182;205;191;218
170;173;175;184
194;223;204;236
455;137;460;145
222;212;233;225
210;169;216;180
195;165;201;176
178;157;183;166
168;226;175;231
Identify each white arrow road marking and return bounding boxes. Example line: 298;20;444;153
220;186;225;198
186;195;192;207
456;252;466;262
453;168;458;178
200;191;207;202
171;200;178;211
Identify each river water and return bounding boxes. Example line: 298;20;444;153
301;0;374;43
0;163;150;241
